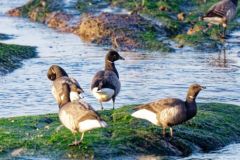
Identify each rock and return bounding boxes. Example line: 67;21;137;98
187;25;203;35
1;104;240;159
7;8;21;17
45;12;73;32
177;44;184;48
73;13;153;50
11;148;26;157
177;12;185;21
159;6;167;11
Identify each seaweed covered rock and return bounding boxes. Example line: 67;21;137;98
0;103;240;159
0;43;37;74
74;12;166;51
7;0;173;52
45;12;73;32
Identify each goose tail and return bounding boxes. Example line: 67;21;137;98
79;119;107;132
131;106;158;125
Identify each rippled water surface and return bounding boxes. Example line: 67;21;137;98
1;0;239;118
0;1;240;159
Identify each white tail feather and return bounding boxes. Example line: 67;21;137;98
131;109;158;125
92;87;114;102
79;120;107;132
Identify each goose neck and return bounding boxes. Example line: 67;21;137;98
105;60;119;78
185;99;197;120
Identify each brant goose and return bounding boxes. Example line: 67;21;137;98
58;83;107;146
202;0;238;37
132;84;205;137
91;50;124;110
47;65;84;105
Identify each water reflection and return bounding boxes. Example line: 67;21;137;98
208;47;228;68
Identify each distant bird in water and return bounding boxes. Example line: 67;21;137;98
132;84;205;137
91;50;124;110
47;65;84;105
201;0;238;38
58;83;107;146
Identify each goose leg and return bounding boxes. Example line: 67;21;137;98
223;27;226;38
69;133;81;146
99;101;104;110
80;132;85;142
112;97;115;110
162;127;166;137
170;127;173;137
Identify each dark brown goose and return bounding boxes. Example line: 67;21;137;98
131;84;205;137
202;0;238;37
91;50;124;110
47;65;84;105
58;83;107;146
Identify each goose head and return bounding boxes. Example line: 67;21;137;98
105;50;125;63
47;65;68;81
186;84;206;101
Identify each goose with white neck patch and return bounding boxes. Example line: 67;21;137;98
58;83;107;146
132;84;205;137
91;50;124;110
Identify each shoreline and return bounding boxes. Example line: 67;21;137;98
7;0;240;52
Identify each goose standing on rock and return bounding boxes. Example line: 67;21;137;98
202;0;238;37
58;83;107;146
47;65;84;105
132;84;205;137
91;50;124;110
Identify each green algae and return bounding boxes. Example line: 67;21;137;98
0;103;240;159
105;0;240;50
0;43;37;74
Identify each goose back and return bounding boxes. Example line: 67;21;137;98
206;0;237;20
133;98;187;127
59;102;104;133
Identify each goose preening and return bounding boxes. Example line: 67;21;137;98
47;65;84;105
131;84;205;137
58;83;107;146
91;50;124;110
202;0;238;37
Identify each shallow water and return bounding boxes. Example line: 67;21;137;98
0;0;240;159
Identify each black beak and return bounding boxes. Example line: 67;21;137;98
77;88;84;94
201;86;206;90
119;55;125;60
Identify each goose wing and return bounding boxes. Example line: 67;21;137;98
133;98;186;126
206;0;236;18
68;77;84;93
59;102;106;133
135;98;184;113
52;77;83;104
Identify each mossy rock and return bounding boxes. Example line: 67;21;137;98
0;43;37;74
7;0;240;51
0;103;240;159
